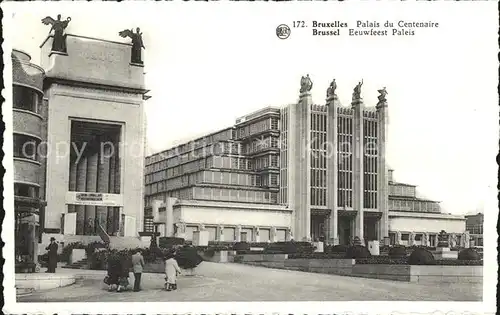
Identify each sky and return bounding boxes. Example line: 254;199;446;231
3;1;498;215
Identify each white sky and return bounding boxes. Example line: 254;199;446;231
3;1;498;216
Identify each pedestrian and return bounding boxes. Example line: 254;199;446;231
45;237;58;273
105;253;120;292
131;248;145;292
164;250;181;291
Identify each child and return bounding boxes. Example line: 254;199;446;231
164;252;181;291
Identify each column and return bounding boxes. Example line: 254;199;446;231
286;228;293;241
270;227;277;243
396;231;402;245
254;227;260;243
85;150;98;235
217;225;225;242
75;155;87;235
165;198;175;237
68;157;77;214
376;95;389;240
326;88;339;245
107;140;117;234
96;141;111;231
288;78;312;241
409;232;416;246
235;225;242;242
352;87;364;244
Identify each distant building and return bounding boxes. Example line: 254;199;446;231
465;213;483;246
144;80;466;245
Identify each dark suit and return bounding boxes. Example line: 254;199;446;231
46;242;58;273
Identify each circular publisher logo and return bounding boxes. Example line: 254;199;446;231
276;24;291;39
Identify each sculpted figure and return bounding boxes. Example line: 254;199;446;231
300;74;313;93
41;15;71;53
119;28;145;64
326;79;337;98
377;87;388;103
352;79;363;100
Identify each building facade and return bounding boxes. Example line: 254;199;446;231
465;213;483;246
12;32;149;255
12;49;46;267
144;77;466;245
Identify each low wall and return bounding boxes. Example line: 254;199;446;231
16;273;76;291
352;264;411;281
283;259;355;275
202;251;230;263
238;253;288;262
410;265;483;284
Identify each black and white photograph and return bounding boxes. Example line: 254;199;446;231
1;1;498;314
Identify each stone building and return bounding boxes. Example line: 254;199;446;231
12;49;46;269
144;77;467;245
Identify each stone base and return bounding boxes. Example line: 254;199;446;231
16;273;76;291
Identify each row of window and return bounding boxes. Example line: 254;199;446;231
389;185;416;198
311;187;327;206
466;225;483;235
146;129;234;166
14;183;40;198
235;117;279;139
193;187;278;204
13;85;42;114
388;199;440;212
311;113;328;133
13;134;40;161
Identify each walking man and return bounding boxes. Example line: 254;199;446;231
131;249;145;292
45;237;58;273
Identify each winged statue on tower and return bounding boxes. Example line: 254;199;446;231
377;87;388;104
41;14;71;53
119;28;145;64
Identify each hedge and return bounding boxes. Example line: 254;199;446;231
158;237;185;248
288;252;346;259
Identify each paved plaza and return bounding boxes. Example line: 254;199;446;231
18;262;481;302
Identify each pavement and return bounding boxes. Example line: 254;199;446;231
17;262;482;302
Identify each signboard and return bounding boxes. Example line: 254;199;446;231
66;192;123;206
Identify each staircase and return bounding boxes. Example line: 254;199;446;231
62;258;88;269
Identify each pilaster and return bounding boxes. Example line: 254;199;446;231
352;97;364;244
326;93;339;245
376;99;389;240
288;89;312;241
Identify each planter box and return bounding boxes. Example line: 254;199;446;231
239;253;288;262
69;249;86;264
203;251;229;263
309;259;355;276
351;264;483;284
143;261;165;274
352;264;411;281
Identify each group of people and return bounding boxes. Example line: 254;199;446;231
105;248;182;292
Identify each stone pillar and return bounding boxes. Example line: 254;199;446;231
84;151;98;235
396;231;402;245
175;222;186;239
352;90;364;244
423;232;429;247
68;158;77;214
235;225;242;242
409;232;416;246
270;227;277;243
217;225;225;242
165;198;176;237
287;79;312;241
254;226;260;243
286;228;293;241
463;231;470;248
75;155;87;235
96;142;111;231
326;90;339;245
376;96;389;240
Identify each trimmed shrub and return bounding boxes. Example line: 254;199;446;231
327;244;349;254
264;241;315;254
458;248;481;260
408;248;435;265
204;247;216;258
159;237;185;248
388;246;407;258
356;257;408;265
345;245;371;259
175;245;203;269
288;252;346;259
233;242;251;251
434;259;483;266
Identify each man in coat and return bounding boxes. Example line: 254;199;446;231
45;237;58;273
131;249;145;292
